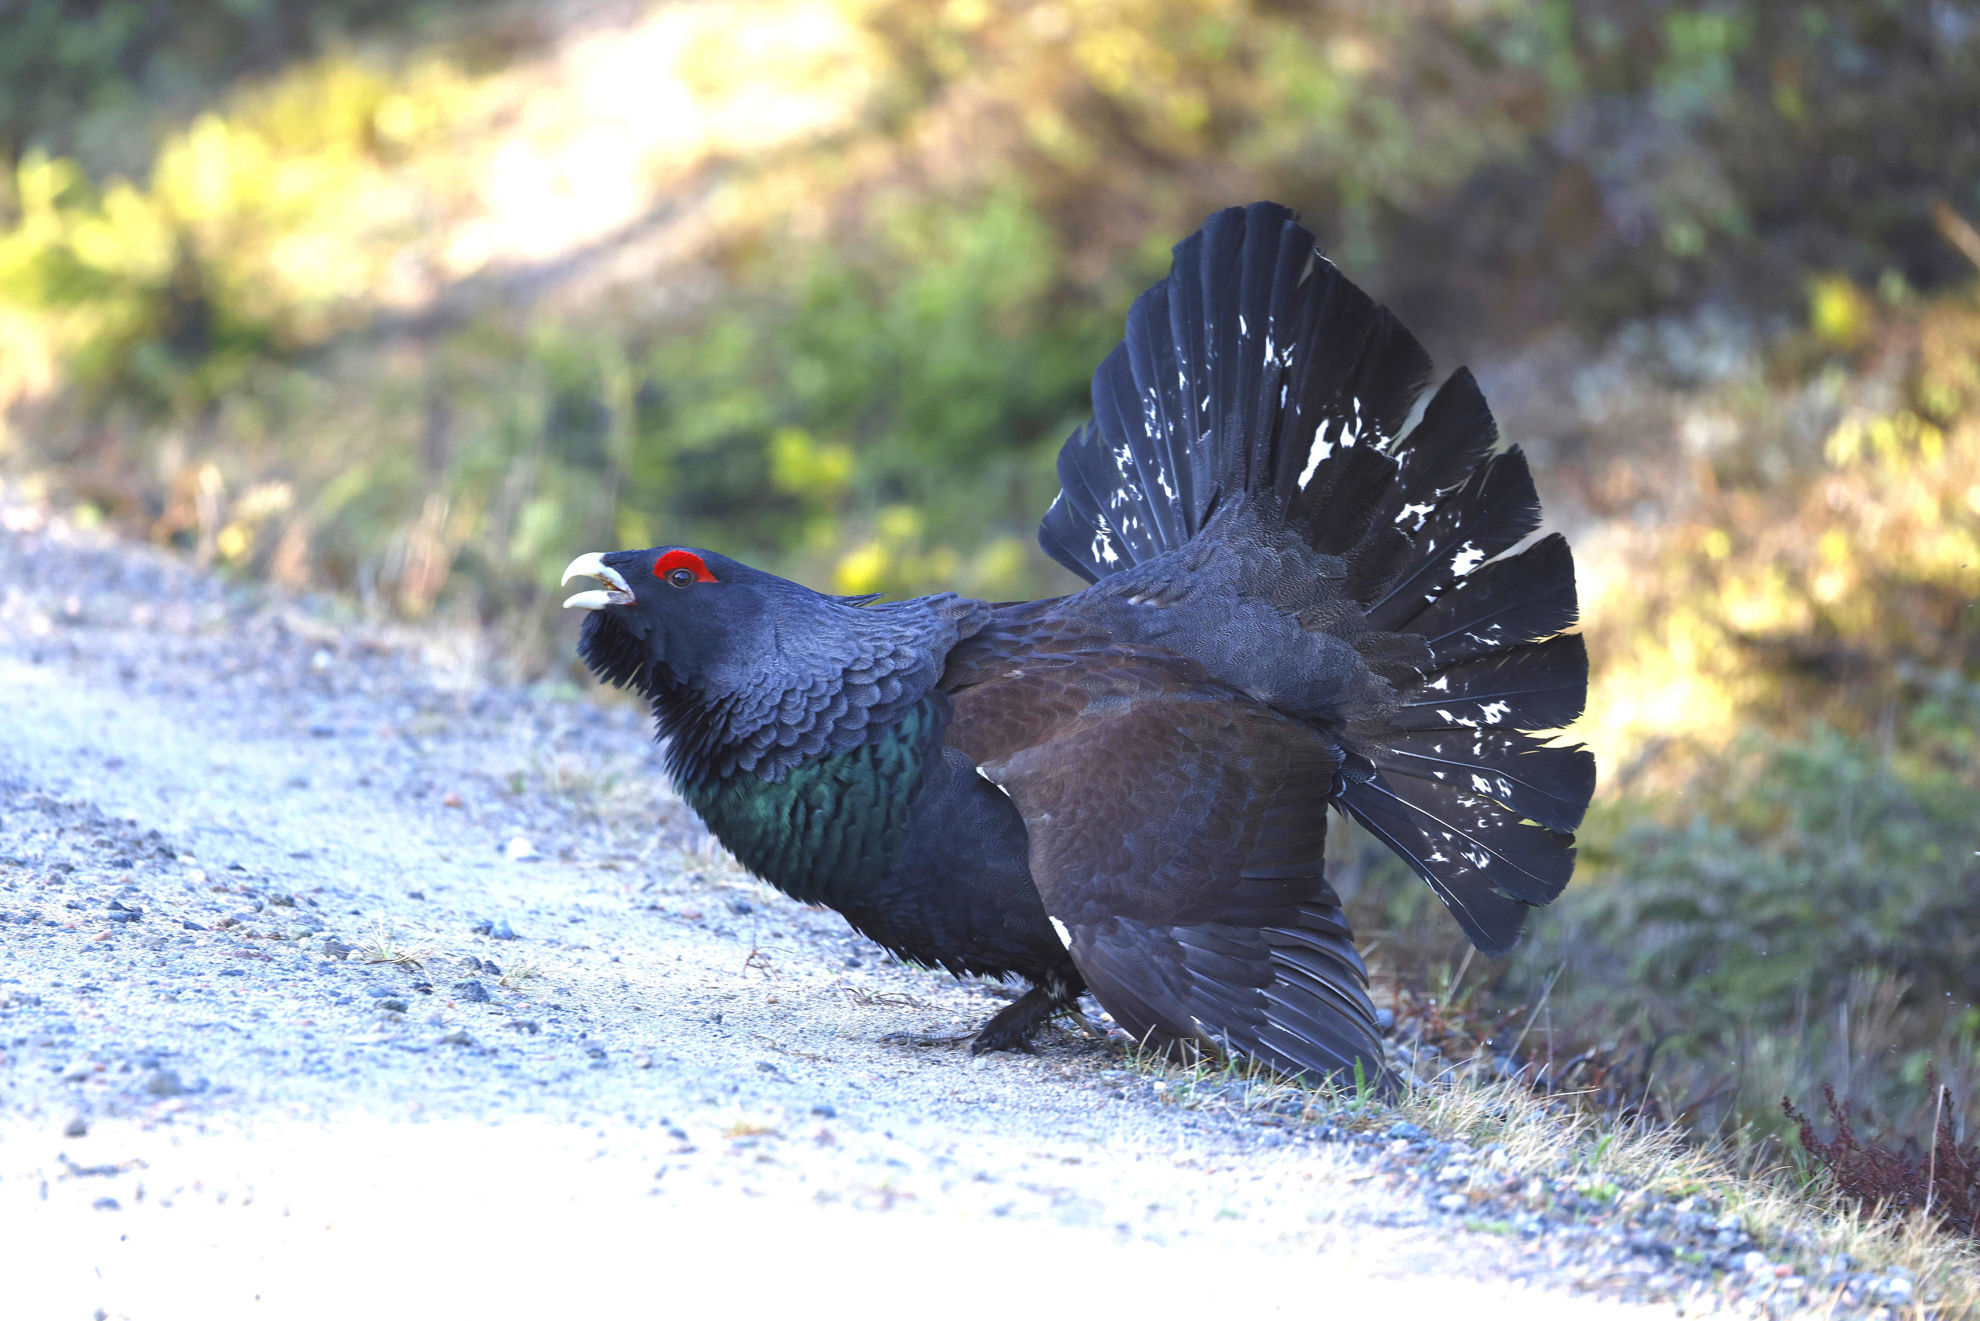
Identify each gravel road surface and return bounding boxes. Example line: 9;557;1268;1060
0;503;1872;1319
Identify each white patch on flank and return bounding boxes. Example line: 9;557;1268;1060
1297;420;1334;489
1049;917;1074;950
1450;543;1486;577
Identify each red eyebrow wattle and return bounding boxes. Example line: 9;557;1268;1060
655;550;717;583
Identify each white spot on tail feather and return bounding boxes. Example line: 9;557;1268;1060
1297;420;1334;489
1479;700;1511;725
1091;522;1120;566
1450;542;1485;576
1395;501;1436;531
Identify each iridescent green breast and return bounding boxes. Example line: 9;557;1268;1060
680;698;944;906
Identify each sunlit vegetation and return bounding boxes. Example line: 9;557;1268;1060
2;0;1977;1179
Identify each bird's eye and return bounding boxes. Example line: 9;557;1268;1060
666;567;695;588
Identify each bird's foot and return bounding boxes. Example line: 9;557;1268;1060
968;983;1074;1056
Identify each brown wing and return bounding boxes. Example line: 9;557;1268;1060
943;619;1386;1085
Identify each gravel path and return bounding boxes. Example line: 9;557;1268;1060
0;502;1901;1319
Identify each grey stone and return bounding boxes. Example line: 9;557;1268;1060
141;1068;185;1097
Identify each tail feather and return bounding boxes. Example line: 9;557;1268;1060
1390;634;1589;734
1039;201;1594;957
1409;533;1579;667
1385;367;1501;526
1336;770;1575;954
1361;448;1545;633
1039;201;1431;584
1374;729;1594;835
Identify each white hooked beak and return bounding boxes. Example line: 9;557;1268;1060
560;553;635;610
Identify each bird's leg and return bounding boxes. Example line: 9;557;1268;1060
969;976;1083;1056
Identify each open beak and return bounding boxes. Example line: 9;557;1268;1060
560;553;635;610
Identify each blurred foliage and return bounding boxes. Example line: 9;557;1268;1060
1;0;1978;1151
1580;296;1980;786
635;191;1115;595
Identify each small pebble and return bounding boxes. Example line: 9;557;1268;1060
141;1068;184;1097
490;920;520;941
64;1115;88;1138
502;837;536;861
438;1029;475;1047
378;998;409;1013
452;980;491;1003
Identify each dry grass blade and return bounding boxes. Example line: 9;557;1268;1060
353;918;435;970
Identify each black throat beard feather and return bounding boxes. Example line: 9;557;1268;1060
575;610;729;787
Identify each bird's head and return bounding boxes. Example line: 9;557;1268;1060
561;545;876;707
562;547;779;696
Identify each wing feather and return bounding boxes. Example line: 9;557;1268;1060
945;636;1387;1086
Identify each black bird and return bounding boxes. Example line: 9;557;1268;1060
562;203;1594;1084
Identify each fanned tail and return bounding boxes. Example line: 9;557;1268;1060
1038;201;1593;957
